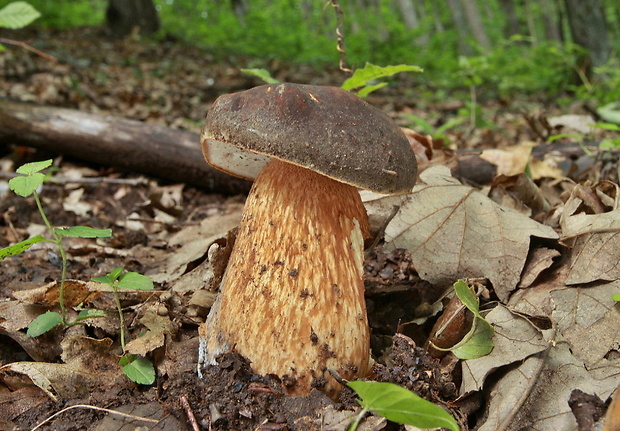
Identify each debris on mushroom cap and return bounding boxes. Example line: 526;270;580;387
201;83;417;194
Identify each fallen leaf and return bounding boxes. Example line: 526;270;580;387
550;282;620;367
383;166;558;300
477;342;620;431
518;247;561;288
460;305;549;394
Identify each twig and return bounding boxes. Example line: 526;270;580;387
0;172;148;186
329;0;352;74
181;395;201;431
0;37;57;62
30;403;160;430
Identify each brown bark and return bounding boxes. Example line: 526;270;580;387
106;0;160;39
0;98;251;195
564;0;610;67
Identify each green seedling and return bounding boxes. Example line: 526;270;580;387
92;267;156;385
1;160;155;384
403;113;465;146
347;381;459;431
2;159;112;333
428;279;494;359
241;62;422;98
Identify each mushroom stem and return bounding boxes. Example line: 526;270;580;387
198;159;371;398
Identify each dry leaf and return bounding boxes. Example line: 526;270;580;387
460;305;549;394
477;342;620;431
561;210;620;284
383;166;558;300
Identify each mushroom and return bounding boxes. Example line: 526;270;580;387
198;83;417;398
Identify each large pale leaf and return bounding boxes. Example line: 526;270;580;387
383;166;558;301
561;209;620;284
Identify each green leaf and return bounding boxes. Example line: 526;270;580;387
613;293;620;302
15;159;53;175
452;317;494;359
453;280;481;318
9;173;46;197
341;63;422;91
27;311;63;337
347;381;459;431
240;68;280;84
0;2;41;29
0;235;47;260
108;267;124;281
76;309;107;321
356;82;388;98
54;226;112;238
121;354;156;385
117;272;154;291
450;279;495;359
91;275;114;284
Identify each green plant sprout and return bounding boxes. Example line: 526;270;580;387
429;279;494;359
1;159;112;334
241;62;422;98
403;113;465;146
347;381;459;431
0;160;155;384
92;267;156;385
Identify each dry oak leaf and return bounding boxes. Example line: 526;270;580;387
383;166;558;301
561;209;620;285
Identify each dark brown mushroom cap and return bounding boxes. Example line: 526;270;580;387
201;83;417;194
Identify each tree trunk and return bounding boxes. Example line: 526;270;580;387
397;0;419;30
541;0;562;42
447;0;472;55
563;0;610;67
460;0;491;49
106;0;160;39
524;0;538;44
0;99;251;195
499;0;521;39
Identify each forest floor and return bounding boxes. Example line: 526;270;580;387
1;27;619;431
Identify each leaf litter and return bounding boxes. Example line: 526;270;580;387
1;26;620;431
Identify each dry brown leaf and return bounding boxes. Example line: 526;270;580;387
12;280;101;307
477;342;620;431
560;184;620;284
518;247;561;288
550;282;620;367
2;335;127;400
460;305;549;395
382;166;558;300
479;142;534;176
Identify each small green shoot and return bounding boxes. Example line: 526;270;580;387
403;114;465;146
341;62;422;97
2;159;112;332
120;354;156;385
239;63;422;98
92;267;155;385
613;292;620;302
347;381;459;431
428;279;494;359
450;280;494;359
240;68;280;84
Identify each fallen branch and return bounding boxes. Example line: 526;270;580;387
0;98;251;195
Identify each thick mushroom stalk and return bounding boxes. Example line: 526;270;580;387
198;159;371;398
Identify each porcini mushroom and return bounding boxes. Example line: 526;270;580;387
198;83;417;398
